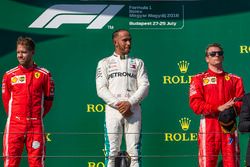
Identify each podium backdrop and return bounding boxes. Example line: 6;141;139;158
1;0;250;166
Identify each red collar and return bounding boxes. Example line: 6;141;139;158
207;69;225;76
18;64;37;73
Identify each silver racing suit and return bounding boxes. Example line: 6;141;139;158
96;53;149;167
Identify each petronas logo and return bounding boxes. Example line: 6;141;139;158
179;117;191;131
177;60;189;74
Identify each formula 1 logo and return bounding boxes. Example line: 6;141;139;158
29;4;124;29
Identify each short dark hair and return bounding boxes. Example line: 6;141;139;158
112;29;130;40
16;36;35;51
205;43;223;56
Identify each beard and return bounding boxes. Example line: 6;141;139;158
18;57;33;68
120;47;130;55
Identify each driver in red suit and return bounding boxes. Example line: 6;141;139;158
189;43;244;167
1;36;54;167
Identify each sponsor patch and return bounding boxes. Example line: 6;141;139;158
32;141;40;149
130;63;136;69
130;59;136;69
203;77;217;86
35;72;41;79
109;64;117;68
96;67;102;79
108;64;118;70
11;75;26;85
225;75;230;81
108;72;136;79
109;59;117;64
228;137;234;145
19;76;25;82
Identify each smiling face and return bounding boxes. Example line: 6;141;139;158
16;44;34;68
113;30;131;56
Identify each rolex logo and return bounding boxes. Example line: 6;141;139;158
177;60;189;74
179;117;191;131
46;133;52;142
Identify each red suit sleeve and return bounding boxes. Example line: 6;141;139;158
43;72;55;117
189;75;219;115
233;77;245;114
2;73;11;115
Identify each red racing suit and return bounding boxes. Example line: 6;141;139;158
189;69;244;167
1;64;54;167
